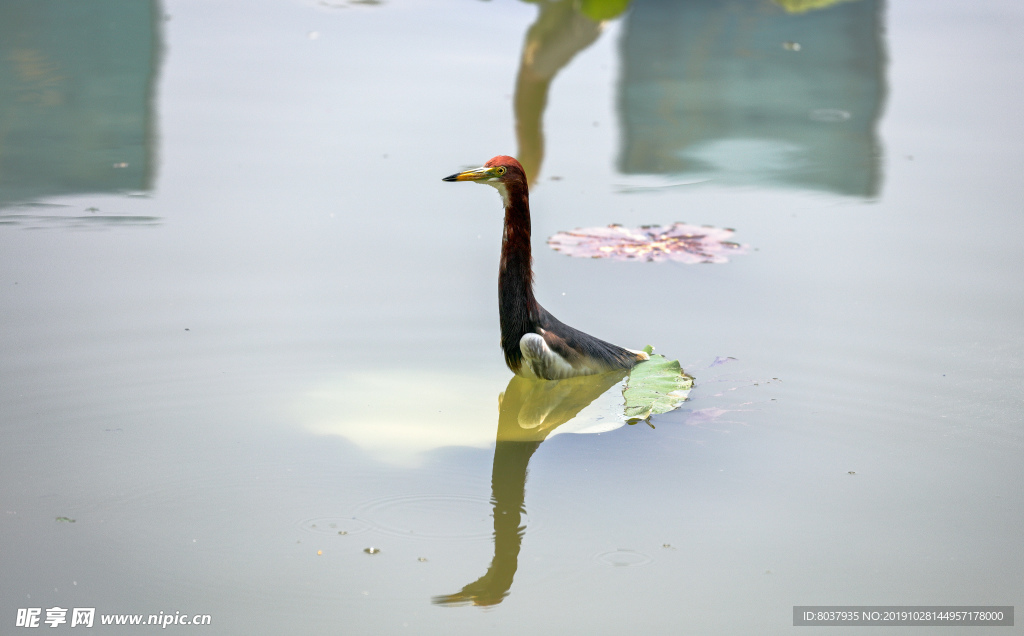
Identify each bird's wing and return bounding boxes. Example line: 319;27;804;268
515;305;643;380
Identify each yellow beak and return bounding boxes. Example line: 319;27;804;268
442;166;496;182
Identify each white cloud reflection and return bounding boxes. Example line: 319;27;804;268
299;371;630;466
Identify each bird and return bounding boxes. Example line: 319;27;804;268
443;155;649;381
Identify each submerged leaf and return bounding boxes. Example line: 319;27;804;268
622;347;694;420
547;223;748;263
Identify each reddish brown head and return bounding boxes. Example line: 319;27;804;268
484;155;525;175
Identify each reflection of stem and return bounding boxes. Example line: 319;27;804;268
514;1;603;184
433;372;623;607
513;67;549;189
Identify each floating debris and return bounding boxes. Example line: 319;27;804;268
417;557;428;562
548;223;748;264
782;41;802;51
809;108;851;123
338;530;348;536
55;517;75;523
363;547;380;555
317;550;323;556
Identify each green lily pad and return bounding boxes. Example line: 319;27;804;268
580;0;631;21
622;346;694;421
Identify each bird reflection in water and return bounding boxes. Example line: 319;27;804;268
432;370;625;607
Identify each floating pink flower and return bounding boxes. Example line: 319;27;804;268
547;223;749;263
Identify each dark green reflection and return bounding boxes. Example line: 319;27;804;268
619;0;887;196
513;0;629;183
0;0;162;209
433;371;624;607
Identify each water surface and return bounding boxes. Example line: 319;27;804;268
1;0;1022;634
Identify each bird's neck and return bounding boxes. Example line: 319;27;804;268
498;184;537;370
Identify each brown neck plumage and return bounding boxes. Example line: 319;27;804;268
498;179;536;372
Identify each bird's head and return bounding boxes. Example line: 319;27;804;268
443;156;527;206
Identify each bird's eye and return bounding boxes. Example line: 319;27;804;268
495;166;507;176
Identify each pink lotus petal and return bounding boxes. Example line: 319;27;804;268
547;223;749;263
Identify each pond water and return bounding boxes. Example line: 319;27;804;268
2;0;1022;634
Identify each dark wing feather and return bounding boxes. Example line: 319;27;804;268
534;304;641;373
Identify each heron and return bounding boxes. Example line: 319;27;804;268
443;155;649;381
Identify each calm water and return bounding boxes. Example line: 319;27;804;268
2;0;1022;634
